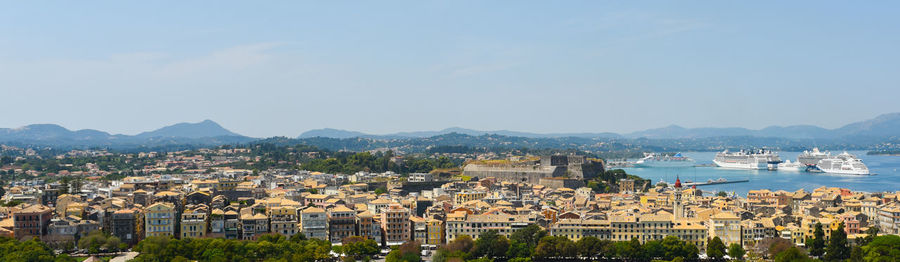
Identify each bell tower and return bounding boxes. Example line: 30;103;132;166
673;176;684;219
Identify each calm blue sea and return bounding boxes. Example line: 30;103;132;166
621;151;900;196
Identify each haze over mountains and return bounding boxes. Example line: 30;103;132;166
0;120;252;148
300;113;900;140
0;113;898;149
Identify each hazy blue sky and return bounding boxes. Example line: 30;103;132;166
1;2;898;137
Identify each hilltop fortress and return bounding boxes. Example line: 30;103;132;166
462;155;604;185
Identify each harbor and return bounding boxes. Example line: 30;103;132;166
621;151;900;196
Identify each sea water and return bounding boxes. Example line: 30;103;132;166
621;151;900;196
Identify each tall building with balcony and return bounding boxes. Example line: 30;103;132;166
13;204;52;241
301;207;328;240
110;209;139;244
223;208;240;239
410;216;427;244
240;212;269;240
445;212;535;241
208;209;225;238
425;218;444;245
357;211;382;243
269;206;299;237
181;206;208;239
144;202;175;237
381;204;410;245
328;205;356;244
877;204;900;235
709;212;742;247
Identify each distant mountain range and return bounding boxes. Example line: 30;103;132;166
0;120;253;149
135;120;242;138
299;127;621;139
1;113;898;150
299;113;900;140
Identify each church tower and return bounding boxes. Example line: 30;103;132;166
673;176;684;219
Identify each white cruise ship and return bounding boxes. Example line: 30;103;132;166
713;149;782;170
797;148;831;166
777;160;805;172
817;152;870;175
634;153;695;168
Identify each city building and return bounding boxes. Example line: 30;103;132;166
301;207;328;240
13;204;52;241
269;206;300;237
181;206;208;239
381;204;411;245
144;202;176;237
709;212;742;247
328;205;356;243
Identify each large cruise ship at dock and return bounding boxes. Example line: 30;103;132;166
817;152;870;175
633;153;695;168
713;149;782;170
798;148;831;166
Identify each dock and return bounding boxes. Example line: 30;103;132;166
683;179;749;187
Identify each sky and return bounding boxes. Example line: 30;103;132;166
1;1;899;138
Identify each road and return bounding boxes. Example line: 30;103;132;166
109;252;138;262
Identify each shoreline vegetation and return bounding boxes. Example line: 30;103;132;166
866;150;900;156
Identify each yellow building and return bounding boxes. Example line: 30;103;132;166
64;203;86;218
181;206;208;238
144;202;176;237
445;212;535;241
269;206;299;237
55;194;82;216
673;219;708;250
709;212;742;247
551;217;707;249
426;218;445;245
799;217;833;243
551;219;611;241
454;191;487;205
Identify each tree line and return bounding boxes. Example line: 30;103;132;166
434;225;700;262
3;222;899;262
300;151;458;175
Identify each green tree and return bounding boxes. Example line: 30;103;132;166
445;235;474;255
707;236;726;259
472;230;509;258
506;240;532;258
575;236;611;258
509;224;546;249
374;187;387;195
824;222;849;261
533;236;577;258
643;239;665;259
0;237;58;262
78;231;113;253
659;235;698;260
342;236;379;260
849;246;864;262
774;246;812;262
386;241;421;262
767;237;795;258
856;226;879;246
861;235;900;262
728;243;746;260
717;191;728;197
806;222;825;257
